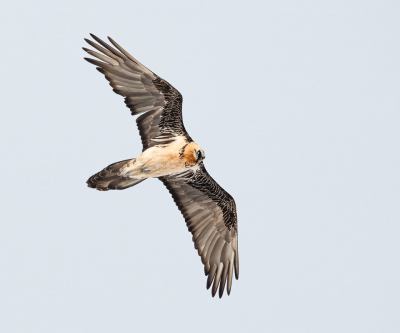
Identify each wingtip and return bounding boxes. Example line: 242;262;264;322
206;279;212;290
234;253;239;279
90;33;104;45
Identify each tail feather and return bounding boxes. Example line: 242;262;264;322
87;158;145;191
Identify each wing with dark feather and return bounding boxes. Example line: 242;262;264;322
159;164;239;298
83;34;192;151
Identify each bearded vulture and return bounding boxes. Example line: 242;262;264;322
83;34;238;298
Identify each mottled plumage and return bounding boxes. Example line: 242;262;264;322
84;34;238;297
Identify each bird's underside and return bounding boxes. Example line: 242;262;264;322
84;34;238;298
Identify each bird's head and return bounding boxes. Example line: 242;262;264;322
183;142;206;165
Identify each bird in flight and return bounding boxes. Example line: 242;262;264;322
83;34;238;298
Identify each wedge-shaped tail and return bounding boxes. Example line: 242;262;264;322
87;158;145;191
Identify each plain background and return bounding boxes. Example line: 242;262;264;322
1;1;399;332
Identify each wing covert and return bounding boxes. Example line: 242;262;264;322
83;34;192;151
159;164;239;298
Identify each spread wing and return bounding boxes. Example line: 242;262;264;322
83;34;192;151
159;164;239;298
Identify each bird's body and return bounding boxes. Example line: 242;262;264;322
84;34;238;298
120;138;204;179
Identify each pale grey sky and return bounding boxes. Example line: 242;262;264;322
1;1;399;332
